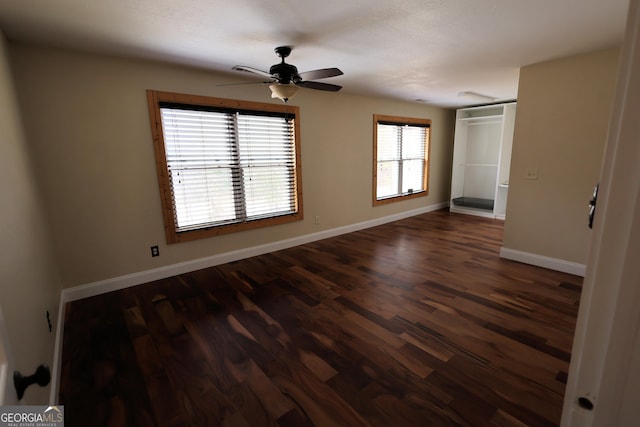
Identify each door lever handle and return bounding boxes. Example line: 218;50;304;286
14;364;51;400
588;183;599;229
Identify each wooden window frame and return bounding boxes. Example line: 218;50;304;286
373;114;431;206
147;90;303;244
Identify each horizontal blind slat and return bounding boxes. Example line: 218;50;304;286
160;105;297;231
376;122;428;200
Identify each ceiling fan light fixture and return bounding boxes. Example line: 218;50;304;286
233;47;342;101
269;83;299;102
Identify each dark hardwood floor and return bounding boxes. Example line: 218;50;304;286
59;210;582;426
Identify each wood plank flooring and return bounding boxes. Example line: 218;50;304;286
59;210;582;426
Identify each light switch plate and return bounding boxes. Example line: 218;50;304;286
525;167;539;180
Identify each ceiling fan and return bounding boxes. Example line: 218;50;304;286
232;46;343;102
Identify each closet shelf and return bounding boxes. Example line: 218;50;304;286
459;117;503;123
450;102;517;220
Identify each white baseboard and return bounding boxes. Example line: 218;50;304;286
50;202;448;403
449;206;501;220
51;209;583;404
62;201;448;303
499;247;586;277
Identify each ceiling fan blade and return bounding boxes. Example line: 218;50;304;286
232;65;274;79
296;81;342;92
298;68;343;81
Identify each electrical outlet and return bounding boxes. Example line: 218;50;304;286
151;245;160;257
525;167;539;180
315;215;320;225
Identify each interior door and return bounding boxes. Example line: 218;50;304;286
561;0;640;425
0;304;18;405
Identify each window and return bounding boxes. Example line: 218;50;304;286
373;114;430;205
147;90;302;243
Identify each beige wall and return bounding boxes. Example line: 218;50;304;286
0;33;61;403
503;48;620;265
8;43;455;289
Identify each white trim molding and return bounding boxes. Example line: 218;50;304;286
51;202;448;403
48;296;65;405
499;247;586;277
62;201;449;303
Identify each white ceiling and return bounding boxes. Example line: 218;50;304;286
0;0;630;107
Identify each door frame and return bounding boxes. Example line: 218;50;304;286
561;0;640;424
0;304;18;405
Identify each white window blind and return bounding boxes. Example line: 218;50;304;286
159;105;297;232
376;121;428;200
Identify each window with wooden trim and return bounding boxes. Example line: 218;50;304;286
147;90;303;243
373;114;430;205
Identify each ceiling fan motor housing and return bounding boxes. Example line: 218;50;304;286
269;62;299;84
270;46;299;84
